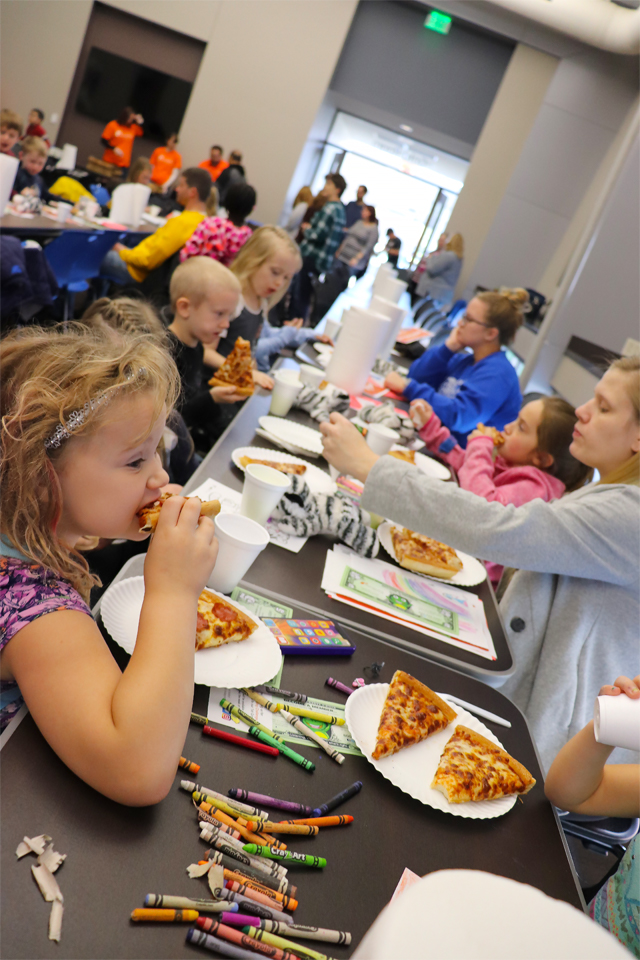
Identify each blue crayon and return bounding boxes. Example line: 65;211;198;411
313;780;362;816
186;927;258;959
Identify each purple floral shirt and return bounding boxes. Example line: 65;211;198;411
0;557;90;730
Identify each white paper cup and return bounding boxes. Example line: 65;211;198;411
324;318;341;340
299;364;326;389
366;423;400;455
207;513;270;594
594;694;640;751
241;464;291;527
57;202;72;223
269;370;302;416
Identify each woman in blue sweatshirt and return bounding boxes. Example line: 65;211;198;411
384;288;527;447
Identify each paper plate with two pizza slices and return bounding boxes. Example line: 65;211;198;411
345;683;518;819
100;577;282;688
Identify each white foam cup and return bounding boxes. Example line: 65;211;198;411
324;318;341;340
57;202;73;223
207;513;270;594
594;693;640;752
241;464;291;527
299;364;326;389
269;370;302;416
365;423;400;456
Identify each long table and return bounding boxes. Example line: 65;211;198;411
0;213;155;242
1;583;583;959
184;381;513;684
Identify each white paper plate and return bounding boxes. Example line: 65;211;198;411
313;343;334;356
101;577;283;688
390;445;451;481
345;684;517;819
231;446;336;496
315;353;331;369
258;416;324;457
377;522;487;587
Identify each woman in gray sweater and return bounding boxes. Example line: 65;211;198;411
415;233;464;309
320;357;640;771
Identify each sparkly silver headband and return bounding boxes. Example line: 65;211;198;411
44;368;144;451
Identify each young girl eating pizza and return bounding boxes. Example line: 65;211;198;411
410;395;592;585
0;323;218;804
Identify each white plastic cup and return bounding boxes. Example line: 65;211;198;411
366;423;400;456
324;318;341;340
207;513;270;594
269;370;302;417
57;202;72;223
594;694;640;752
299;364;326;389
241;464;291;527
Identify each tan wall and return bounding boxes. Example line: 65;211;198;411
445;43;559;296
0;0;92;144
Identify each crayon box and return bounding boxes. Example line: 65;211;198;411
262;619;356;656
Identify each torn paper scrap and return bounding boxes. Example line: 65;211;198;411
207;863;224;898
49;899;64;942
16;834;51;858
187;860;213;879
38;842;66;874
32;863;63;903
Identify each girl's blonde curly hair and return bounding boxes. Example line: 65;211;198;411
1;322;179;600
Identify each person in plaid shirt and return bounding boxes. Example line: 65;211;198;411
291;172;347;322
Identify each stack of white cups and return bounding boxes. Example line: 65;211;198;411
370;295;407;360
325;306;391;395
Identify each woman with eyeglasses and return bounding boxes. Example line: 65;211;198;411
384;289;527;447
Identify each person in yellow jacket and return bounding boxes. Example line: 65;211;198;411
100;168;212;285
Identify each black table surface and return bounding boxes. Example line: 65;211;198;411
1;595;582;960
0;213;155;241
184;382;513;682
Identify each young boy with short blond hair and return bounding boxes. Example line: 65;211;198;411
0;109;23;156
12;135;52;200
167;256;245;451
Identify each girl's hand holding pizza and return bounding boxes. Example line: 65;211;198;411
144;496;218;601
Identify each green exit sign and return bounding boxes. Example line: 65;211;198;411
424;10;452;34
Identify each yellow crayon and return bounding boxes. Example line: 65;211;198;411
131;908;198;922
258;822;319;836
280;703;346;726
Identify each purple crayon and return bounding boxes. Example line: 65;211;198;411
326;677;353;697
220;912;261;928
228;789;314;817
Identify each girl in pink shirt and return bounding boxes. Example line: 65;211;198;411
410;395;593;586
180;182;255;267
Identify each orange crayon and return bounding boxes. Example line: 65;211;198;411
283;815;354;827
179;756;200;774
200;803;286;850
131;908;198;922
225;879;299;912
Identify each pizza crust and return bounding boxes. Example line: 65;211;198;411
390;527;463;580
431;725;536;803
388;449;416;464
372;670;457;760
196;589;257;651
137;493;221;532
238;456;307;476
209;377;255;396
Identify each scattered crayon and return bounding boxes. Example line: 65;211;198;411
224;868;296;898
220;912;261;927
325;678;353;697
248;727;315;772
191;711;208;726
253;829;288;851
179;756;200;774
187;926;259;959
220;698;287;745
261;920;352;946
313;781;362;816
197;810;242;839
193;791;264;829
195;918;301;960
242;926;331;960
200;815;286;859
181;780;269;819
279;709;345;765
282;816;354;828
254;685;308;704
207;850;288;887
199;802;277;848
225;879;298;912
257;822;318;836
242;845;326;869
243;688;280;712
144;895;233;913
229;790;314;817
200;825;289;874
225;880;298;912
131;908;198;922
202;725;279;757
213;887;292;923
351;678;365;689
275;703;345;726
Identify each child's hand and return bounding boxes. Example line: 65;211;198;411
384;371;409;395
144;496;218;600
315;334;333;345
599;675;640;698
210;384;247;404
445;325;466;352
253;370;274;391
468;424;504;445
409;399;433;429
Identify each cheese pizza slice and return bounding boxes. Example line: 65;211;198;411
137;493;221;533
431;725;536;803
238;456;307;476
371;670;457;760
390;527;463;580
209;337;254;396
196;589;257;650
388;449;416;464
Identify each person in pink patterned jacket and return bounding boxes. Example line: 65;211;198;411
180;182;256;267
410;395;593;586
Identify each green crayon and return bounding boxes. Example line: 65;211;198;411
243;844;326;868
220;698;286;745
248;727;315;772
242;926;332;960
190;712;208;726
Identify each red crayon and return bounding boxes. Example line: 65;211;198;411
202;725;279;757
196;917;301;959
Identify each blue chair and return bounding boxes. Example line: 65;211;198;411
90;184;111;207
44;230;124;321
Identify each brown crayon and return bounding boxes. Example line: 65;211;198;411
179;756;200;774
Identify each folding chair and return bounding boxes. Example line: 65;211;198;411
44;230;124;322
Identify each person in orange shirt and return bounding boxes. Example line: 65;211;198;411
150;133;182;193
198;144;229;182
101;107;144;170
